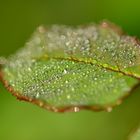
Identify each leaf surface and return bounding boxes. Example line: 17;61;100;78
0;22;140;112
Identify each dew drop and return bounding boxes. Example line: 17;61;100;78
66;41;70;46
63;69;67;74
106;107;112;112
36;92;40;98
39;101;44;107
73;107;80;112
65;80;68;84
94;77;97;81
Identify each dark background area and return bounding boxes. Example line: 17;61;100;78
0;0;140;140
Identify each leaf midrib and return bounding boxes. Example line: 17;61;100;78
39;56;140;81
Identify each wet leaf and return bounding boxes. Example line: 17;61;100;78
0;22;140;112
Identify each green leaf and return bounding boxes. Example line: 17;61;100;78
0;21;140;112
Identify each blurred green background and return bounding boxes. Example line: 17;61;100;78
0;0;140;140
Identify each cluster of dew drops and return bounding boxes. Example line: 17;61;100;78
1;23;140;108
36;23;140;68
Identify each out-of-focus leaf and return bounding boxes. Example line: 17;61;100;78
129;126;140;140
0;22;140;112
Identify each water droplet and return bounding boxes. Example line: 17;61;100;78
66;41;70;46
106;107;112;112
94;77;97;81
65;80;68;84
63;69;67;74
39;101;44;107
73;107;80;112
